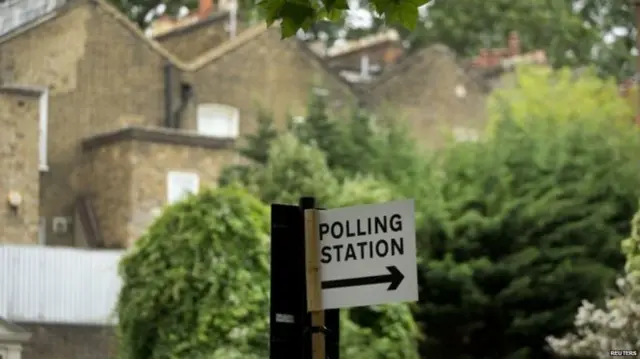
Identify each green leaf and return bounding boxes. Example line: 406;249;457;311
386;2;419;29
257;0;285;26
324;0;348;11
278;1;315;38
280;17;299;38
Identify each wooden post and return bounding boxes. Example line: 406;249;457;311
304;208;325;359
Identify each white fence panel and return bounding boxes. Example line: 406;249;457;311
0;245;124;325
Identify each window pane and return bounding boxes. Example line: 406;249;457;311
167;172;199;204
198;116;230;138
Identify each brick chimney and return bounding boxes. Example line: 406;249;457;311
383;47;403;65
488;48;501;67
199;0;213;17
508;31;520;56
471;48;487;67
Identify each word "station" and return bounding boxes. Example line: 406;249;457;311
319;214;404;264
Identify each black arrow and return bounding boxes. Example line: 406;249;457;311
321;266;405;291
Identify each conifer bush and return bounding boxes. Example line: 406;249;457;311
414;90;640;358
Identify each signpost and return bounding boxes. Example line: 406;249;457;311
270;199;339;359
270;198;417;359
317;199;418;310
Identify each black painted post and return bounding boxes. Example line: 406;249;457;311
269;198;340;359
270;203;305;358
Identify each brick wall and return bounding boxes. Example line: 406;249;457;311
0;89;41;244
0;0;169;246
80;127;236;247
154;14;230;63
363;44;487;148
18;323;115;359
185;28;358;134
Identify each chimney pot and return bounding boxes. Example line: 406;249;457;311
199;0;213;17
508;31;520;56
488;48;501;67
383;47;403;65
472;48;489;67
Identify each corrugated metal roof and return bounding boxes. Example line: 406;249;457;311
0;245;124;325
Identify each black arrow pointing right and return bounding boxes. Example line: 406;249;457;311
321;266;405;291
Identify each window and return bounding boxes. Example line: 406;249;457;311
197;104;239;138
452;127;479;142
167;171;199;204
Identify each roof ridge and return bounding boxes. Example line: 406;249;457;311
366;43;456;90
88;0;190;70
151;10;230;40
0;0;191;70
185;22;270;71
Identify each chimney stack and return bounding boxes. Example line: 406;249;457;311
198;0;213;17
383;47;403;66
488;48;501;67
508;31;520;56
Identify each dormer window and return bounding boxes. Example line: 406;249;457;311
196;104;239;138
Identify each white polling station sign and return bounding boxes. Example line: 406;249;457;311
315;199;418;309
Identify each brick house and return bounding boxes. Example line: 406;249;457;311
149;0;240;63
152;8;548;150
0;0;355;248
310;30;547;147
307;29;405;85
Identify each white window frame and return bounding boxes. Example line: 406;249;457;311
196;104;239;139
167;171;200;204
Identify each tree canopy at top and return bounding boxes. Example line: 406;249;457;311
110;0;634;80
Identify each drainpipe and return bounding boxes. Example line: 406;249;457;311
229;1;237;38
39;88;49;171
163;62;174;128
173;83;193;129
